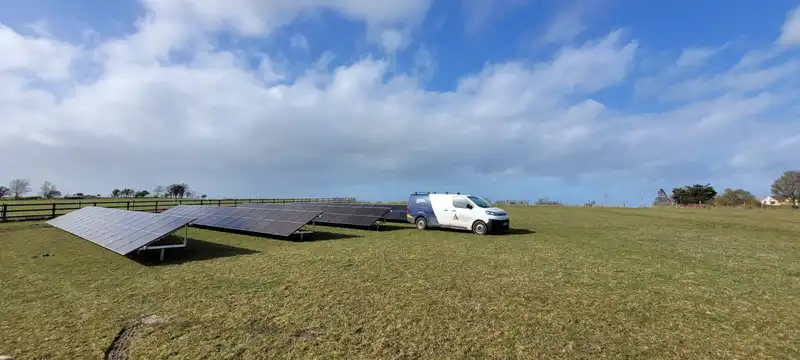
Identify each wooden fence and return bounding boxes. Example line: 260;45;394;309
0;197;356;222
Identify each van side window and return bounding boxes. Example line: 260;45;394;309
453;197;471;209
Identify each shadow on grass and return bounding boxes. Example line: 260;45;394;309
190;225;363;242
312;223;411;232
502;228;536;236
377;224;413;231
130;238;260;266
426;227;536;236
302;231;363;241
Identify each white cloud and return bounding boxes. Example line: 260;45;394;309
412;44;436;81
542;5;587;44
778;5;800;45
675;43;728;67
461;0;529;34
290;33;309;52
0;25;82;80
0;1;798;199
376;28;408;54
138;0;432;54
659;59;800;102
540;0;607;45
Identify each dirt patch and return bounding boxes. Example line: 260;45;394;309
105;315;166;360
291;328;320;339
243;317;282;335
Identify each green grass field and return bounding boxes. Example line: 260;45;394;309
1;206;798;359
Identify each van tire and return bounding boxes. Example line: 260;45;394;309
415;217;427;230
472;220;487;235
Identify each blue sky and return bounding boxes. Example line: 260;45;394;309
1;0;799;205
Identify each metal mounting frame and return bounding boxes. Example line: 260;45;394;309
137;224;189;261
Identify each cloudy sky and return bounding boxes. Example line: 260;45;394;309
1;0;799;204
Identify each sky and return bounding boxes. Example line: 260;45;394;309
1;0;799;205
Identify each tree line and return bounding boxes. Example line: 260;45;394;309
0;179;205;200
653;170;800;208
110;183;205;199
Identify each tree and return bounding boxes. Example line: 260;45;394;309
111;189;121;198
121;188;135;198
9;179;31;199
0;186;9;198
201;194;207;199
134;190;150;198
185;190;194;198
40;181;61;199
166;183;188;198
771;170;800;207
652;188;674;206
715;188;758;207
153;185;165;197
671;184;717;205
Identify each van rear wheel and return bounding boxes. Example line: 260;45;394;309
415;217;427;230
472;220;487;235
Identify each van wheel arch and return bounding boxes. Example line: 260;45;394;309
415;216;428;230
472;220;488;235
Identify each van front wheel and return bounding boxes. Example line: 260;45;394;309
415;217;427;230
472;220;487;235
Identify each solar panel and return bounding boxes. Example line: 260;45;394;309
289;202;408;222
46;206;195;256
160;204;221;218
169;205;322;237
242;202;391;228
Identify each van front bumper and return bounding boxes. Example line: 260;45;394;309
487;219;510;233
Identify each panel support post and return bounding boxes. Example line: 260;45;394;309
160;248;165;262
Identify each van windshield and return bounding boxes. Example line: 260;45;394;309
468;196;493;208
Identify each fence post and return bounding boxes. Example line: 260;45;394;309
1;204;6;221
218;199;222;206
51;203;56;218
78;200;82;209
127;201;131;210
200;199;204;205
154;201;159;213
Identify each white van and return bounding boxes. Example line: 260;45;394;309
405;192;510;235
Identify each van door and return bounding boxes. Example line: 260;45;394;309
450;196;475;229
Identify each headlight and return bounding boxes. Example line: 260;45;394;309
485;210;503;216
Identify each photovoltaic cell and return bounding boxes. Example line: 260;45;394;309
164;204;322;237
45;206;195;256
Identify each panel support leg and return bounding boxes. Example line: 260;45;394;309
160;248;165;262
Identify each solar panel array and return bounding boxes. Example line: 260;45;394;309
292;202;408;222
46;206;195;256
162;205;322;237
241;202;390;227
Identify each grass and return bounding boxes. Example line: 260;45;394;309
1;206;798;359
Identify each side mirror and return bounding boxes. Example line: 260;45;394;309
466;204;473;209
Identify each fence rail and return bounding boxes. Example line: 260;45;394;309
0;197;357;222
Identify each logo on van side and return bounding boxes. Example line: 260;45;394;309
415;198;427;203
